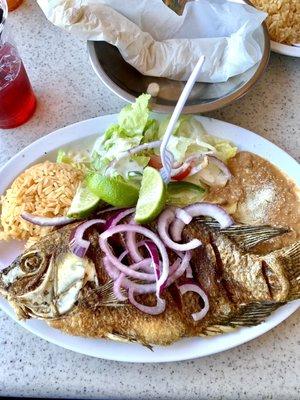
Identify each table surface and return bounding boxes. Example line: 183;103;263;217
0;1;299;399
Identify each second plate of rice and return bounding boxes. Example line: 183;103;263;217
250;0;300;57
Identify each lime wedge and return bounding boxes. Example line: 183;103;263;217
86;173;139;207
135;166;166;224
167;181;206;207
67;184;102;218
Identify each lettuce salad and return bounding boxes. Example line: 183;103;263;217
58;94;237;206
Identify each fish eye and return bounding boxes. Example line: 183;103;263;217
20;252;44;273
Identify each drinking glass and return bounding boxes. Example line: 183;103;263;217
0;0;36;129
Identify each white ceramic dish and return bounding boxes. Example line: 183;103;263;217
0;114;299;362
271;41;300;57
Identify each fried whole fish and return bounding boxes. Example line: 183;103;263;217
0;219;299;346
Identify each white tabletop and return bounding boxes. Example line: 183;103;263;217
0;1;299;398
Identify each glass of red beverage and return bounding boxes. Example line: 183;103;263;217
0;0;36;129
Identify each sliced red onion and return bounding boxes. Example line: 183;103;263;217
119;277;156;294
128;288;166;315
126;219;143;263
166;251;192;287
103;257;120;280
105;208;135;229
113;273;128;301
144;240;160;281
179;282;209;321
117;242;156;274
188;156;209;176
100;240;156;281
109;140;162;169
104;255;157;296
157;208;201;251
174;208;192;225
69;219;106;258
21;212;74;227
198;155;231;187
170;154;206;177
185;264;193;278
99;224;169;295
170;202;234;242
97;206;121;215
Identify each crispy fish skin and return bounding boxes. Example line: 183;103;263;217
0;219;299;346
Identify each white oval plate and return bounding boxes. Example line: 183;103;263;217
271;40;300;57
0;115;299;363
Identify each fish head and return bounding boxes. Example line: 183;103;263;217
0;227;98;319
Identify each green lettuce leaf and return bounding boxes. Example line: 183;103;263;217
157;115;237;163
92;94;154;180
118;93;151;136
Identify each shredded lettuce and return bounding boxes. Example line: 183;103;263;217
91;94;237;186
92;94;156;180
57;149;91;173
157;115;237;163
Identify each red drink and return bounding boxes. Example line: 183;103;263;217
0;42;36;128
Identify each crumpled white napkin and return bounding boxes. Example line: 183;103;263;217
37;0;267;83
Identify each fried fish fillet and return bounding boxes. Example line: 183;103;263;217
0;219;299;346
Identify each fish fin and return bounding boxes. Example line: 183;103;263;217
201;301;284;336
106;332;154;351
272;241;300;301
196;217;289;250
81;280;127;308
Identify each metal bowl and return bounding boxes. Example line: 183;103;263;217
88;24;270;114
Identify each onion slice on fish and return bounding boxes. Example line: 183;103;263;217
178;281;209;321
170;202;234;241
99;224;169;296
157;208;201;251
69;219;106;258
105;208;135;229
166;251;192;287
21;212;74;226
126;218;143;262
128;288;166;315
144;240;161;281
174;208;192;225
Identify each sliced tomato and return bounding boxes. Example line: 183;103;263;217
172;164;192;181
148;154;163;170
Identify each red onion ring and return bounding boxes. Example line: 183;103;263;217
97;206;121;215
185;264;193;278
105;208;135;229
113;274;128;301
69;219;106;258
126;218;143;263
100;240;156;281
99;224;169;295
178;282;209;321
170;154;204;177
157;208;201;251
103;257;120;280
170;202;234;242
166;251;192;287
144;240;161;281
128;288;166;315
21;212;74;227
109;140;162;169
174;208;192;225
197;155;231;187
